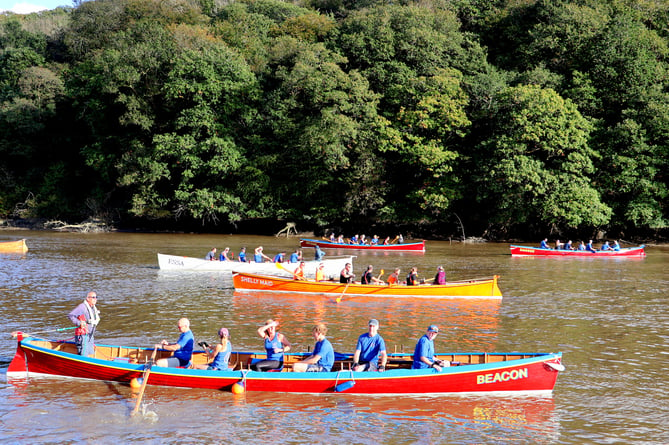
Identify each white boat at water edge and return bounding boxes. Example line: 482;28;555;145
157;253;354;280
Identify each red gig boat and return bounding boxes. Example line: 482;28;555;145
510;244;646;257
300;238;425;252
8;333;563;395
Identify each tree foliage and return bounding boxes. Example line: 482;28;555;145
0;0;667;238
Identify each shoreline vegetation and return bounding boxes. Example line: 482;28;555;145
1;1;668;242
1;218;663;246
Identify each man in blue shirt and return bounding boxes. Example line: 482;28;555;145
273;252;285;263
314;245;325;261
293;323;334;372
205;247;217;260
289;249;301;263
353;319;387;372
412;325;448;372
539;238;550;249
154;318;194;368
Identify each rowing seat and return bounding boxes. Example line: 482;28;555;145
248;358;283;372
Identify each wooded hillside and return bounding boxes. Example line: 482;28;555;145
1;0;667;239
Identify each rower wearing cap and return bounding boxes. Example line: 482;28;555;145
412;325;449;371
352;319;387;372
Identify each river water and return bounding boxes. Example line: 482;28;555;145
1;230;667;444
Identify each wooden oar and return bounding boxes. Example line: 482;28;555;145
275;261;299;279
132;346;158;416
336;281;351;303
390;236;399;244
18;326;77;337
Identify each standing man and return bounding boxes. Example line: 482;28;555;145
352;319;387;372
412;325;448;371
68;291;100;356
314;245;325;261
154;318;194;368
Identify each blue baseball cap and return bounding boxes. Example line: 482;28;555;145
427;325;439;333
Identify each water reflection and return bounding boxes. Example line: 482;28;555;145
2;231;668;443
3;375;559;443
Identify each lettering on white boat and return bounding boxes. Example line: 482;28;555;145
168;258;184;266
476;368;528;385
240;276;274;286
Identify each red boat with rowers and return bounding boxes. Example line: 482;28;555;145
510;244;646;257
300;238;425;252
8;332;563;395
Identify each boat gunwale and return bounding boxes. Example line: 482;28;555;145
12;336;561;382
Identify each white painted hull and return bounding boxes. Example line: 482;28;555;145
157;253;354;280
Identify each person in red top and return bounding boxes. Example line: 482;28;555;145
387;268;401;285
293;262;306;281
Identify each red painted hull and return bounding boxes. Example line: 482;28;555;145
8;335;562;395
510;245;646;257
300;238;425;252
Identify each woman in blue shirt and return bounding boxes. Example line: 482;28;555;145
252;319;291;372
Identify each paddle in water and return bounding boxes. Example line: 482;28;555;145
337;269;383;303
132;346;158;416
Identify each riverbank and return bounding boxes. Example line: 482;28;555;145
1;217;666;245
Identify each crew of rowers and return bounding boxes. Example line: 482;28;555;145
337;263;447;286
326;233;404;245
157;317;447;373
540;238;622;251
205;246;323;263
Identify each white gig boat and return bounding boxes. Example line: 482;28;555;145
157;253;354;280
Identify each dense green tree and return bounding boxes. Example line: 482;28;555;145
473;85;611;233
118;24;259;224
255;36;396;225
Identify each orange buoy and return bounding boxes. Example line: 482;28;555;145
231;382;245;394
130;377;143;389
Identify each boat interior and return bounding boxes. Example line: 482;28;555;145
28;339;541;372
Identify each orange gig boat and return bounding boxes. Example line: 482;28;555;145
232;271;502;299
0;238;28;254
